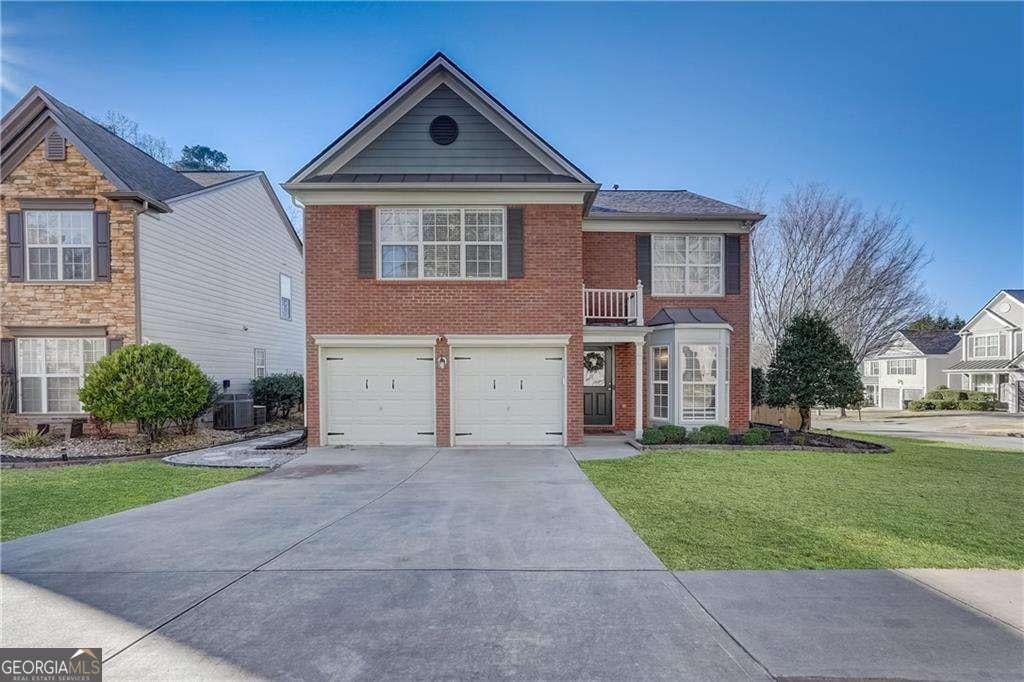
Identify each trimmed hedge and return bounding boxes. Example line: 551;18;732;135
641;424;687;445
910;390;998;412
688;425;730;444
742;427;772;446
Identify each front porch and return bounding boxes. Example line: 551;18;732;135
582;326;649;440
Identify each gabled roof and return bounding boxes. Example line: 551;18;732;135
1003;289;1024;304
590;190;764;222
898;330;960;355
286;52;595;186
960;290;1023;333
179;170;260;187
1;86;201;201
647;307;729;326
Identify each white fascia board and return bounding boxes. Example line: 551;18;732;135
583;326;652;344
962;307;1019;332
314;334;438;347
446;334;571;347
582;218;752;233
286;186;590;206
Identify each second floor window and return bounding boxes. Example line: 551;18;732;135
378;207;505;280
971;334;1000;358
887;358;916;375
280;274;292;321
651;235;723;297
25;210;93;281
865;361;880;376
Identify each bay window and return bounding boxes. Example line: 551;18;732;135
17;338;106;413
25;210;94;281
651;234;723;296
680;343;717;421
651;346;669;420
378;207;505;280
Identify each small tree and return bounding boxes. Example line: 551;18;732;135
766;312;863;431
750;367;766;407
250;373;304;420
79;344;209;442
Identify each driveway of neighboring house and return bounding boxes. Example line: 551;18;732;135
1;446;1020;680
817;409;1024;448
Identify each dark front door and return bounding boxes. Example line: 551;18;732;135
583;346;613;425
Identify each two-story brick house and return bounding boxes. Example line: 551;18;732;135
1;87;304;430
285;53;762;447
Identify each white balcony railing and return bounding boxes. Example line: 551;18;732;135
583;281;644;326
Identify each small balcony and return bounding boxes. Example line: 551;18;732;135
583;281;645;326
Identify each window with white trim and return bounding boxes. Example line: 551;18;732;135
865;361;880;376
16;338;106;413
279;274;292;321
651;235;723;296
378;207;505;280
25;210;94;281
680;344;718;421
886;358;916;375
253;348;267;379
651;346;669;420
971;334;1000;358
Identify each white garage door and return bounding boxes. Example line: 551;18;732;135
452;346;565;445
880;388;901;410
322;346;435;445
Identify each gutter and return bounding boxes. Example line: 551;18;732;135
102;191;171;214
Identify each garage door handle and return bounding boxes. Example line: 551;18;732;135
492;379;497;390
519;379;524;391
392;379;395;390
365;379;369;390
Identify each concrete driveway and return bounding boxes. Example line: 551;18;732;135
3;446;1021;680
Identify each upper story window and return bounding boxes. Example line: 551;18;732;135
886;358;916;375
971;334;1001;358
17;338;106;413
279;274;292;321
651;234;723;297
378;207;505;280
25;210;93;281
865;361;880;376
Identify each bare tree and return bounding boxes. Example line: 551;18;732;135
100;111;172;163
746;183;930;365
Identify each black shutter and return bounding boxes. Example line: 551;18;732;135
0;338;16;413
357;209;375;278
107;337;124;354
6;212;24;282
635;234;651;289
725;234;741;295
94;212;111;282
507;207;524;278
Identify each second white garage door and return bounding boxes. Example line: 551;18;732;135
452;346;565;445
322;346;435;445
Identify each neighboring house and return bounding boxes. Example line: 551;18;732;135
284;53;763;447
0;87;304;430
945;289;1024;412
860;330;961;409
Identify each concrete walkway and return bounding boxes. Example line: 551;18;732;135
162;430;305;468
569;434;641;460
2;446;1021;680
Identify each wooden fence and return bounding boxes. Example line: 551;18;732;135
751;405;805;430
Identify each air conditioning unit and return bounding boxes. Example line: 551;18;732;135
253;405;267;427
214;393;254;430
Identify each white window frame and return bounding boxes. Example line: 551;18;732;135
279;273;292;321
253;348;267;379
650;345;670;420
679;343;719;422
865;361;880;376
651;234;724;297
376;207;507;281
971;334;1001;358
886;358;916;375
24;209;95;282
16;338;106;413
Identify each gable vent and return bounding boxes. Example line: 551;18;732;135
429;115;459;145
44;131;66;161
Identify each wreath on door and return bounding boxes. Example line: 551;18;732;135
583;351;606;373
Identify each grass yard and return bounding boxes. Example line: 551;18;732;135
1;461;256;541
580;434;1024;570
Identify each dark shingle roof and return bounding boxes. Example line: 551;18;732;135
304;172;579;184
43;90;201;201
899;330;961;355
647;307;728;326
1003;289;1024;303
179;170;259;187
590;190;763;220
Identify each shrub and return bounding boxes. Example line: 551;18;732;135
938;399;959;410
659;425;687;444
742;428;771;446
689;425;730;444
640;427;667;445
792;432;809;446
959;399;994;411
935;384;948;391
6;432;50;449
250;373;304;420
79;343;209;442
909;399;938;411
175;375;222;435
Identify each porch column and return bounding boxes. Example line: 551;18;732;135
634;339;644;439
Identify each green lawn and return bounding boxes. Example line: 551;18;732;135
1;461;257;541
580;434;1024;570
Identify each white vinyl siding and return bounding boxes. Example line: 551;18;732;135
651;235;723;297
680;344;718;421
887;358;916;375
651;346;669;420
16;338;105;413
378;207;505;280
137;176;304;394
24;210;93;282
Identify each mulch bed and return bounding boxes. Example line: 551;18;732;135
635;427;891;453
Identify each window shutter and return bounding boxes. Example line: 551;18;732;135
507;207;524;278
357;209;375;278
725;234;741;294
6;212;24;282
94;212;111;282
0;338;15;413
635;234;651;289
107;337;124;354
44;131;66;161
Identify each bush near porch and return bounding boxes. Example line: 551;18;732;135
908;388;998;412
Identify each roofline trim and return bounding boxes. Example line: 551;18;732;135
282;181;598;192
102;191;171;213
586;211;765;222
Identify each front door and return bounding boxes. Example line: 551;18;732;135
583;346;613;425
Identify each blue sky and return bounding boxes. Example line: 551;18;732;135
2;2;1020;316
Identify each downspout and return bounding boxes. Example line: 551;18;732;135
133;205;143;345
